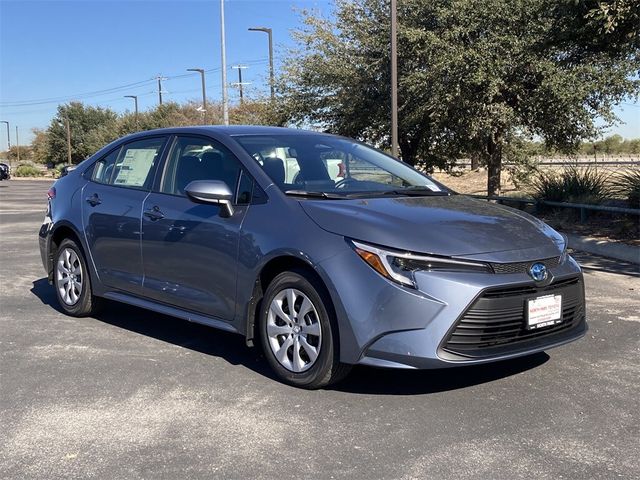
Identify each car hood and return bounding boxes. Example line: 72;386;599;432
299;195;564;261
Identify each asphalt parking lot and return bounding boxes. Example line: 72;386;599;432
1;179;639;480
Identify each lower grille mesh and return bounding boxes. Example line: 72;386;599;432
442;277;584;357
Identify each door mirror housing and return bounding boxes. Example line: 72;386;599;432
184;180;235;217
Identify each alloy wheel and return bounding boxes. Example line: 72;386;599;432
56;247;83;306
266;288;322;372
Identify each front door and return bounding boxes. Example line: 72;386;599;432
141;135;250;321
82;136;166;295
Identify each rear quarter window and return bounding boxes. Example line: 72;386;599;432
90;147;121;184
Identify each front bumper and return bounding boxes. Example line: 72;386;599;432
318;249;586;369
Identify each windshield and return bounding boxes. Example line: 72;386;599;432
233;134;446;197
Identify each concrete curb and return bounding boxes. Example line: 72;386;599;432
566;233;640;265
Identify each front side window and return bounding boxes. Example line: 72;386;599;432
161;136;242;197
233;134;445;197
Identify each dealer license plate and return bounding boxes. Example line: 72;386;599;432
527;294;562;329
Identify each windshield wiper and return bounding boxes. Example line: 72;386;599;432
285;190;346;199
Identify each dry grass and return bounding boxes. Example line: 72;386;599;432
432;170;518;195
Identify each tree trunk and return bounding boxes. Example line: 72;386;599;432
398;135;418;166
470;154;479;171
486;133;503;197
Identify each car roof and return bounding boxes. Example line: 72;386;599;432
121;125;328;140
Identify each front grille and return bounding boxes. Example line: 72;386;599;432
490;256;561;274
441;276;584;358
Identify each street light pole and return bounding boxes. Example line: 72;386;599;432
124;95;139;128
248;27;274;101
0;120;10;150
390;0;399;158
15;126;20;163
187;68;207;123
220;0;230;125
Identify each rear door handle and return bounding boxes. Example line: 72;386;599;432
85;193;101;206
144;206;165;221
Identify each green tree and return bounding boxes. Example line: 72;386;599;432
6;145;33;163
601;134;624;154
30;128;50;164
46;102;118;165
279;0;640;195
626;138;640;154
117;99;280;136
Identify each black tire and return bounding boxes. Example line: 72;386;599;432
259;269;351;389
53;238;102;317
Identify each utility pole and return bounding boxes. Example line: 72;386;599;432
390;0;399;158
15;126;19;163
220;0;229;125
0;120;10;150
248;27;274;100
124;95;139;128
156;76;166;105
65;117;72;165
187;68;207;123
231;65;249;104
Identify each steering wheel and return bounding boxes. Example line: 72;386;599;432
335;178;358;189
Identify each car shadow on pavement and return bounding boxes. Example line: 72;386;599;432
93;302;275;378
31;277;65;313
31;277;549;394
30;278;275;379
333;353;549;395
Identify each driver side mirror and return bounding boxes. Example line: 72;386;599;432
184;180;235;218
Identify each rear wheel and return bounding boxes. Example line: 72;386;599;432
259;269;351;389
54;238;102;317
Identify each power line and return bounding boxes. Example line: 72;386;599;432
0;59;269;109
0;79;156;107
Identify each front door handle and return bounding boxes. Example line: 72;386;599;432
85;193;101;206
144;206;165;221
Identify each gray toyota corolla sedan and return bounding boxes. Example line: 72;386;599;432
39;126;586;388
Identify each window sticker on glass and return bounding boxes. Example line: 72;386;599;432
113;148;156;187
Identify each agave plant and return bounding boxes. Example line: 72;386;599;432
611;169;640;208
530;167;612;205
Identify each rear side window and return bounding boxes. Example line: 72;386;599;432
111;137;165;188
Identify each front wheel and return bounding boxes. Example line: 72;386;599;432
54;238;102;317
259;269;351;389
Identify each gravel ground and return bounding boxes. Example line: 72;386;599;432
1;179;639;480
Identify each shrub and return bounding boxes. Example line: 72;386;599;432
14;165;43;177
505;156;540;189
611;169;640;208
503;139;540;189
530;167;612;205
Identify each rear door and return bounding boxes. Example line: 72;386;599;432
140;135;253;321
82;136;167;295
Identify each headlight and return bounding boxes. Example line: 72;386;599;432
350;240;493;288
559;233;569;263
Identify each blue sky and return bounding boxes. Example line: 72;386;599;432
0;0;638;146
